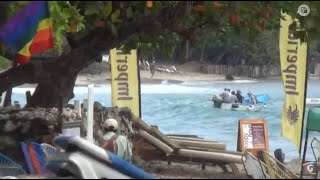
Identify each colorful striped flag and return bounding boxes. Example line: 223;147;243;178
0;1;54;64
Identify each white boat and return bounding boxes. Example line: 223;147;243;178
211;93;270;112
220;103;266;112
306;98;320;106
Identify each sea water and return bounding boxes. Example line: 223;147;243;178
11;79;320;162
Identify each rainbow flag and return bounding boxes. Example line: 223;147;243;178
0;1;54;64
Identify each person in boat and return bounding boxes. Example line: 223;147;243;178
231;91;238;103
221;88;232;103
236;90;243;104
247;91;257;105
98;118;132;162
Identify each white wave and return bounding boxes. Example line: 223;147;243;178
161;80;169;85
213;79;259;84
12;84;220;95
141;84;218;94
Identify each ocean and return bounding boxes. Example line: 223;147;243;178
11;79;320;162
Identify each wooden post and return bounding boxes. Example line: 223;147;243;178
74;100;82;117
26;91;32;106
87;84;94;143
83;99;88;112
3;54;17;107
300;130;309;179
0;91;6;107
13;101;20;110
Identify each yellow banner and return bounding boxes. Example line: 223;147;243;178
110;48;141;118
280;11;307;152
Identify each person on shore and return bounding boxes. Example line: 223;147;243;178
230;91;238;103
99;118;132;162
150;60;156;78
236;90;243;104
247;91;257;105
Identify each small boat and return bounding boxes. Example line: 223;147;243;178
211;94;271;112
306;98;320;107
220;103;266;112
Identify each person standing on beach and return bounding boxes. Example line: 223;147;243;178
150;60;156;78
98;118;132;162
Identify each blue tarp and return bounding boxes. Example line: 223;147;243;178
243;94;271;105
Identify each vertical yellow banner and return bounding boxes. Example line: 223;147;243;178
110;48;141;118
279;11;307;152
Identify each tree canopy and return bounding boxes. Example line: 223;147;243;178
0;1;317;107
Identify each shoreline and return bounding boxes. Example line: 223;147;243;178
13;71;320;89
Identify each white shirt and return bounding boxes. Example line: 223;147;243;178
103;132;132;162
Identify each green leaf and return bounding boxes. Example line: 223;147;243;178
103;1;112;17
85;3;98;15
107;22;118;37
126;6;134;19
111;10;121;23
77;22;86;31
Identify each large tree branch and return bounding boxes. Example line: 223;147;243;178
0;1;192;94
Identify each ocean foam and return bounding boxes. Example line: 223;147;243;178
13;83;220;95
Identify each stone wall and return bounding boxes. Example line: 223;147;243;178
200;64;281;78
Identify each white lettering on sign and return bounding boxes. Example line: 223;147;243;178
243;124;254;149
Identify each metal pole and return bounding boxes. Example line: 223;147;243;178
300;130;309;179
57;82;63;134
87;84;94;143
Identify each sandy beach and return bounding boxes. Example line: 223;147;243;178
75;70;258;86
75;61;262;86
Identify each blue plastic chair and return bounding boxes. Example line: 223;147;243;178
0;152;27;176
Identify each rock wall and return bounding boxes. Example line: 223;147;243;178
201;64;281;78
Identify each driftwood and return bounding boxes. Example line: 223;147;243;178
133;138;242;175
172;139;226;151
138;130;174;155
168;136;211;142
177;149;243;164
182;146;244;156
133;117;182;151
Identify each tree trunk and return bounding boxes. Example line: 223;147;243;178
186;40;190;61
3;89;11;107
0;2;195;108
27;75;77;108
200;43;205;63
178;39;190;64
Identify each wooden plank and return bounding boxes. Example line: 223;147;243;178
172;139;226;150
138;130;174;155
133;117;182;150
167;134;202;139
184;146;244;156
177;149;243;164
